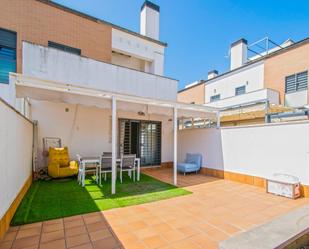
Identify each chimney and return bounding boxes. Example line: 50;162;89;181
230;38;247;70
140;1;160;40
208;70;218;80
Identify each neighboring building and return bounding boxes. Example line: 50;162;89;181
178;37;309;125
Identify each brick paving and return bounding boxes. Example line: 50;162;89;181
1;168;309;249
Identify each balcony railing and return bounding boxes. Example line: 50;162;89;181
22;42;178;101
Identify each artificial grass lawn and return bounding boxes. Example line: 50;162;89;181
11;173;191;225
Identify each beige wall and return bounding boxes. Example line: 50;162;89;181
177;84;205;104
0;0;112;73
31;100;173;168
264;42;309;104
0;99;33;237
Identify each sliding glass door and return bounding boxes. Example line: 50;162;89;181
119;119;161;166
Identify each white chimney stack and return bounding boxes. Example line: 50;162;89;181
208;70;218;80
230;38;248;70
140;1;160;40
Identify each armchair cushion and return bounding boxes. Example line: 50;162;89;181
48;147;78;178
177;153;203;173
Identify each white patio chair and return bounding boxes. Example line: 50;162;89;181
119;154;136;183
98;156;112;185
76;154;82;184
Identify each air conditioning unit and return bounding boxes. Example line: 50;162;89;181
266;174;300;199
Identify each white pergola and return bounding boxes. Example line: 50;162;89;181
12;73;219;194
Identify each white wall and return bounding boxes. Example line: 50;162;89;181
112;29;165;75
205;88;279;108
0;99;33;218
205;61;264;104
31;100;173;168
285;90;308;108
140;5;160;40
178;122;309;185
22;42;176;101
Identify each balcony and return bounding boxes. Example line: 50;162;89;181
22;42;178;101
205;88;279;109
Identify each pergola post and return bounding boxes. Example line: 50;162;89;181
216;110;221;129
111;96;117;194
173;107;177;186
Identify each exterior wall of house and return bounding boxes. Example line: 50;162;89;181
0;0;112;74
177;84;205;104
264;42;309;105
178;122;309;186
112;28;165;75
31;100;173;168
0;99;33;238
205;61;265;104
22;42;177;101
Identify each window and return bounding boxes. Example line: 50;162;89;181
48;41;81;55
210;94;220;102
0;28;16;84
285;71;308;94
235;85;246;96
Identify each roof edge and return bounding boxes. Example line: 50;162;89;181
36;0;167;47
178;37;309;93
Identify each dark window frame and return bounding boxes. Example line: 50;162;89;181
0;27;17;84
48;41;81;55
210;94;221;102
235;85;246;96
285;71;308;94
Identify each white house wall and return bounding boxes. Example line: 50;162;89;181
0;100;33;219
31;100;173;168
205;61;265;104
22;42;176;101
178;122;309;185
112;29;165;75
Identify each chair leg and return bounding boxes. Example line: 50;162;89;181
133;169;136;182
99;171;102;185
120;170;122;183
104;172;107;181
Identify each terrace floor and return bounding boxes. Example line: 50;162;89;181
2;168;309;249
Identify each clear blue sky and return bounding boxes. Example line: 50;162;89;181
53;0;309;90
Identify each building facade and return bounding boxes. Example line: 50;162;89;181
178;38;309;125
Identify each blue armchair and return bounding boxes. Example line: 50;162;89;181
177;153;203;175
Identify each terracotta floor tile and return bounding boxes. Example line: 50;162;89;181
0;241;13;249
65;225;87;237
92;237;120;249
19;223;42;231
160;230;185;242
89;229;112;242
2;231;17;241
86;221;108;233
127;221;147;231
70;243;93;249
64;215;83;223
42;223;63;233
66;233;90;248
43;219;63;226
142;235;167;249
64;220;85;229
121;241;147;249
40;230;64;243
16;227;41;240
12;235;40;249
170;239;200;249
39;239;66;249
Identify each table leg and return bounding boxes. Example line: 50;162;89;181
137;159;140;181
82;162;85;187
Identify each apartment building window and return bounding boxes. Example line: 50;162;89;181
48;41;81;55
285;71;308;94
235;85;246;96
210;94;220;102
0;28;16;84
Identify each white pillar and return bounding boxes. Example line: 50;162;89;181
216;111;221;129
173;107;177;185
111;96;117;194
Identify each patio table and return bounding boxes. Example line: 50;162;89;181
80;156;140;187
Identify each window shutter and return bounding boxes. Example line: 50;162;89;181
285;75;296;93
235;85;246;96
296;71;308;91
0;29;16;49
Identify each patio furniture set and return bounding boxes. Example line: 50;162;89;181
47;147;140;187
